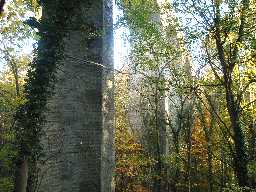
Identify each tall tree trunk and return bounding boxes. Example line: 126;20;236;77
187;122;192;192
224;81;248;186
228;105;248;186
152;79;168;192
213;0;249;186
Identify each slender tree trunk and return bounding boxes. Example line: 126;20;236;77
14;74;20;97
3;50;20;96
186;100;195;192
11;61;20;96
225;88;248;186
213;1;249;186
198;102;214;192
220;143;226;191
153;81;168;192
187;123;192;192
13;73;29;192
0;124;3;145
14;158;28;192
9;55;28;192
206;144;213;192
153;93;162;192
170;132;180;192
230;115;248;186
0;0;5;14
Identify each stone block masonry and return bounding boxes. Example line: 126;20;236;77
38;0;114;191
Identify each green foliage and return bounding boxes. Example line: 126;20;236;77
0;0;255;191
115;73;154;191
116;0;256;191
115;1;194;191
223;184;255;192
174;0;256;188
248;161;256;181
0;177;14;192
0;1;38;191
0;66;27;192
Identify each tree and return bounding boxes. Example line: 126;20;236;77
0;1;35;191
174;0;256;187
0;0;5;15
115;71;153;192
116;0;193;191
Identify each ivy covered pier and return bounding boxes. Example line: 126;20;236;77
26;0;114;191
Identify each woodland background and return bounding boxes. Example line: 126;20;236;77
0;0;255;191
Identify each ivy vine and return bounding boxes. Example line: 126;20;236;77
13;0;83;190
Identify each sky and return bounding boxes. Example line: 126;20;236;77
0;1;36;72
113;2;130;70
1;0;231;74
0;1;128;72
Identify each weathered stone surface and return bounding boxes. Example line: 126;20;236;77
38;1;114;191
